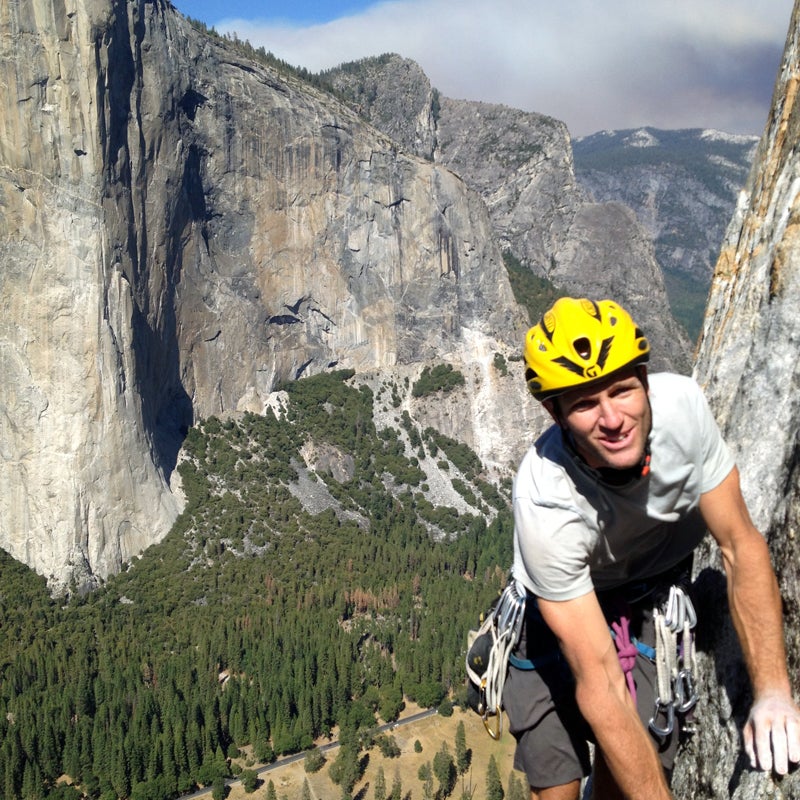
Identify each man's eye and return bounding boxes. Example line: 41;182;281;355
611;384;636;398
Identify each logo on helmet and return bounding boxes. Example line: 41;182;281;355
551;336;613;381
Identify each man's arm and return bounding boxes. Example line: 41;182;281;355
699;465;800;774
538;591;673;799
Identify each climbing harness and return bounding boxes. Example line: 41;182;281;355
466;569;700;744
465;579;527;739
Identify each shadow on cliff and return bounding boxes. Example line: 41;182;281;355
691;566;754;793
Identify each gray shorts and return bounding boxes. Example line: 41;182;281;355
503;600;683;790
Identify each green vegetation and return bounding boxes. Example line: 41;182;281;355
660;255;712;341
412;364;466;398
183;18;389;113
424;429;483;481
502;250;565;325
492;352;508;376
0;370;511;799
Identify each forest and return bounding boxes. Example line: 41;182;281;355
0;369;514;799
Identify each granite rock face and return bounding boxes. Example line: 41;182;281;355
674;2;800;797
0;0;532;590
326;55;692;374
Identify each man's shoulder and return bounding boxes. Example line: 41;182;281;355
649;371;700;394
516;427;563;488
649;372;706;415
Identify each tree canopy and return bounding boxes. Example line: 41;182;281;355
0;369;512;799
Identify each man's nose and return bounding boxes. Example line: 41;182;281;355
598;398;623;428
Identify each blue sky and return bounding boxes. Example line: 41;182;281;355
172;0;795;138
173;0;379;25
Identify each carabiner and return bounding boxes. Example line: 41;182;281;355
483;712;502;740
675;669;697;713
648;699;675;739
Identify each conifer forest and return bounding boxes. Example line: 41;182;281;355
0;370;513;799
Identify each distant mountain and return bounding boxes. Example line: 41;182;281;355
572;128;758;339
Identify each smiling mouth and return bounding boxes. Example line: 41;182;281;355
602;431;632;446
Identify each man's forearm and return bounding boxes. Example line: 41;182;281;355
575;670;673;799
724;530;791;697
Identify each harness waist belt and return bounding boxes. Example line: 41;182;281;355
508;651;561;671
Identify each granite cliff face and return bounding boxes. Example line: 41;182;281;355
0;0;534;590
673;3;800;797
0;0;699;591
325;55;692;373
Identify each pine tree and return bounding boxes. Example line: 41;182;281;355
374;765;387;800
455;720;470;775
266;779;278;800
486;755;504;800
421;764;435;800
389;769;402;800
433;741;456;798
211;776;226;800
301;778;312;800
506;770;527;800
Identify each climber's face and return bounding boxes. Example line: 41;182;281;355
553;368;651;471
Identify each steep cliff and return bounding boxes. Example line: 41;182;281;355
325;55;692;373
0;0;532;590
674;2;800;797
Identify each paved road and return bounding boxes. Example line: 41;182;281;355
182;708;438;798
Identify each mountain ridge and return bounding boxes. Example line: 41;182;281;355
572;126;758;338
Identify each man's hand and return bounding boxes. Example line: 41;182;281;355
700;469;799;776
743;693;800;774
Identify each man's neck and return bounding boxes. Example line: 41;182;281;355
562;429;651;486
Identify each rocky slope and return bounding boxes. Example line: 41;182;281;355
673;2;800;797
326;55;692;373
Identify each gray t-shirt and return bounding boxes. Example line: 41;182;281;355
512;373;735;601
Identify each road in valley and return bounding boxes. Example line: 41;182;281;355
181;708;437;798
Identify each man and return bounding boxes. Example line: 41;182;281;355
507;297;800;799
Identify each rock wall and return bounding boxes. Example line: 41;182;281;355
0;0;532;590
0;0;182;589
326;55;692;374
675;2;800;796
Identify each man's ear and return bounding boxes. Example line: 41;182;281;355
542;398;565;428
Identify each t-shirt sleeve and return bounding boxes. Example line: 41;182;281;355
691;379;736;493
513;495;594;601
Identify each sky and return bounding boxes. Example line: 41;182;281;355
172;0;796;138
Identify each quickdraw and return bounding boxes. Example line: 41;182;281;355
465;579;527;739
648;585;698;739
608;582;698;739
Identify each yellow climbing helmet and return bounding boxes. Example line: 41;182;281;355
524;297;650;400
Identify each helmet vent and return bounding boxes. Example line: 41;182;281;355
573;337;592;359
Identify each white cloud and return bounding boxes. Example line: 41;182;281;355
215;0;794;136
